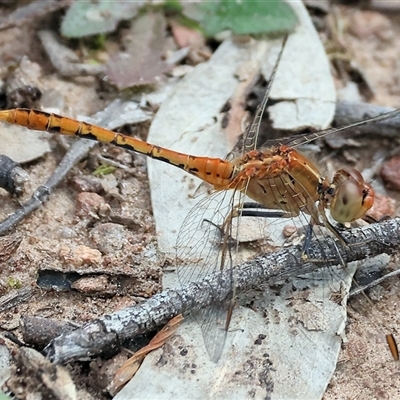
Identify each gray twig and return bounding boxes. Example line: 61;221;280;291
0;140;95;236
44;217;400;364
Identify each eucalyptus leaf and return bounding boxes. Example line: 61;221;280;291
190;0;298;37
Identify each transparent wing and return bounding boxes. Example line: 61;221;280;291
241;36;288;155
176;188;244;362
281;108;400;150
226;35;288;161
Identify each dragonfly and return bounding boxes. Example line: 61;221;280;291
0;36;399;363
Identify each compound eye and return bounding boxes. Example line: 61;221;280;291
330;176;374;223
344;168;363;183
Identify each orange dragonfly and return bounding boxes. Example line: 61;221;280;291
0;37;399;362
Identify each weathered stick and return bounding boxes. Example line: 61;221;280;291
43;217;400;364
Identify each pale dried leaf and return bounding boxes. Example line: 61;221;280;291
106;12;170;90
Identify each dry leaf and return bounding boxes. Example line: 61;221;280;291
224;59;261;149
106;12;170;90
170;21;205;49
109;314;184;395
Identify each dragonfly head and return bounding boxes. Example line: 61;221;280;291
329;168;374;223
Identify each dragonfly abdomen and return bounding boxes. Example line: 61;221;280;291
0;108;236;190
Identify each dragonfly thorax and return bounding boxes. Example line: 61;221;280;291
229;146;323;217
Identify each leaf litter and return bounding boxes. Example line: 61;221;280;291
0;2;399;400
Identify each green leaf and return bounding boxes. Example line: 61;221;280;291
164;0;183;13
190;0;298;37
61;0;146;38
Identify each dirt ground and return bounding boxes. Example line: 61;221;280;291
0;2;400;400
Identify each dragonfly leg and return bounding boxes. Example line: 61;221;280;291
202;202;292;248
301;212;347;263
317;200;349;246
201;217;237;249
241;202;292;219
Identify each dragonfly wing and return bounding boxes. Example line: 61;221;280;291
176;190;239;283
240;36;288;154
176;189;241;361
197;299;231;363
